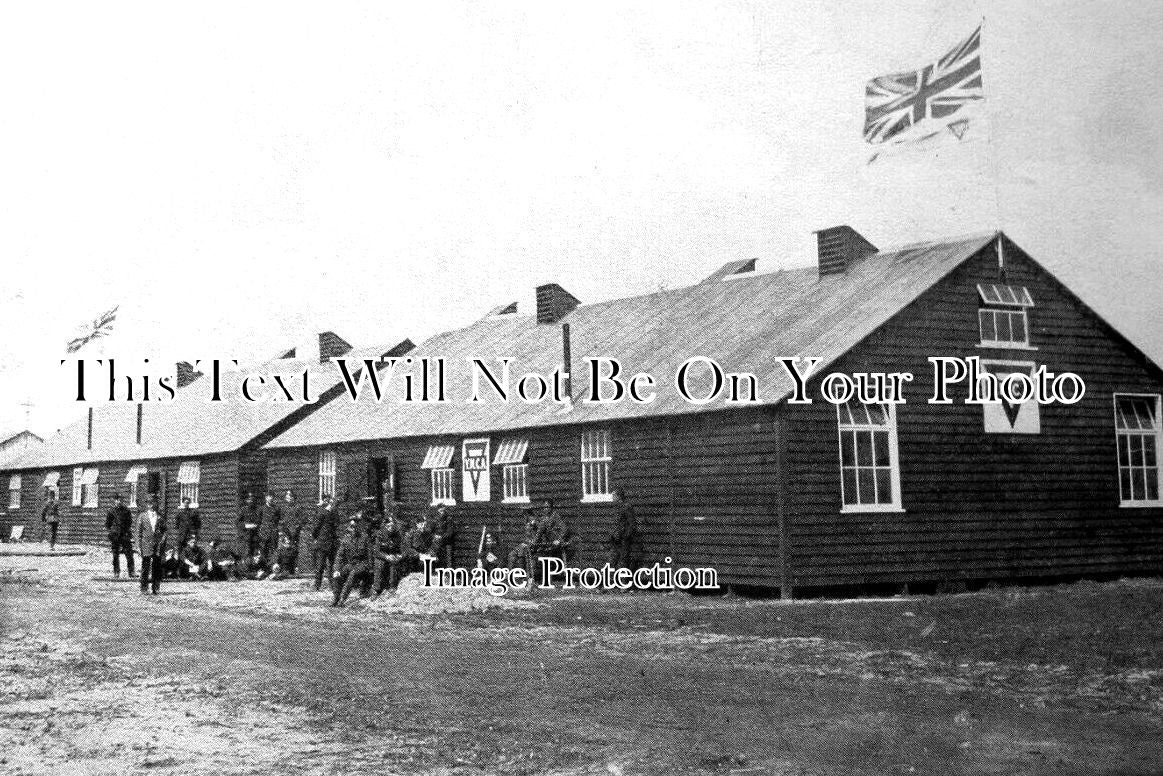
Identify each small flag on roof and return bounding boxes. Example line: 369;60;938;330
66;305;118;353
864;25;984;161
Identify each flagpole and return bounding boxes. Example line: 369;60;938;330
978;14;1005;269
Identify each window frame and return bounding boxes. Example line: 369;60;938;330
430;467;455;506
976;283;1036;351
502;463;530;503
8;474;21;509
836;400;904;514
80;468;100;509
1113;393;1163;508
72;467;83;507
580;428;613;503
318;449;337;505
177;461;201;508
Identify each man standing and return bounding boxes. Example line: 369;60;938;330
40;490;60;551
237;493;260;559
257;492;282;574
608;487;638;571
535;499;573;565
105;492;135;578
281;489;306;574
174;496;201;557
311;495;340;591
136;495;167;595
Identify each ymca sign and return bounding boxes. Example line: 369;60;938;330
462;438;491;501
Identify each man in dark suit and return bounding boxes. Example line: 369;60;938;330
236;493;260;559
136;495;167;595
105;492;135;578
174;497;201;556
311;496;340;591
256;493;282;576
281;489;306;574
40;490;61;550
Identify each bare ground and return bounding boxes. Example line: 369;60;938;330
2;547;1162;775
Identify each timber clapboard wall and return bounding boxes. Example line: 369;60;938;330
0;334;413;549
262;229;1163;595
781;237;1163;590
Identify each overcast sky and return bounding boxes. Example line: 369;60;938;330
2;0;1161;437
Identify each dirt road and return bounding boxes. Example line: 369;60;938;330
2;551;1162;775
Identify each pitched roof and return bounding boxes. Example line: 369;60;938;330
9;341;409;470
265;232;997;449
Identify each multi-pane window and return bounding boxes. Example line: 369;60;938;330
80;468;100;508
977;283;1034;348
581;429;612;501
837;400;902;511
502;464;528;502
430;468;455;505
318;450;337;504
1114;394;1162;506
421;444;457;505
177;461;201;508
8;475;21;509
72;467;83;506
124;465;146;508
494;437;530;503
42;471;60;500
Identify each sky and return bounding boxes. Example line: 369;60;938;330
2;0;1161;437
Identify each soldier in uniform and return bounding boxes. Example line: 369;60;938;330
507;504;540;575
105;492;135;578
371;504;406;598
281;489;306;574
430;503;457;568
236;493;260;560
402;508;437;577
181;535;208;580
256;492;282;575
608;487;638;570
174;496;201;557
267;526;297;580
332;517;373;607
534;498;573;577
205;539;238;581
40;489;61;550
311;495;341;591
478;531;503;573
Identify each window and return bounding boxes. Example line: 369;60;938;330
41;471;60;499
80;468;100;508
318;450;336;504
430;468;455;505
8;475;21;509
72;467;83;506
177;461;201;508
977;283;1034;348
1114;394;1162;506
837;400;902;512
581;429;613;501
494;437;530;503
124;465;147;508
420;444;456;505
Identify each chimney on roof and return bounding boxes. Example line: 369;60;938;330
317;332;353;363
814;225;877;277
536;284;580;324
175;361;203;388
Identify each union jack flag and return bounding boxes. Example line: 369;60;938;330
66;305;118;353
864;26;984;145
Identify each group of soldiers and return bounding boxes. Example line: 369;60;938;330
92;482;639;601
